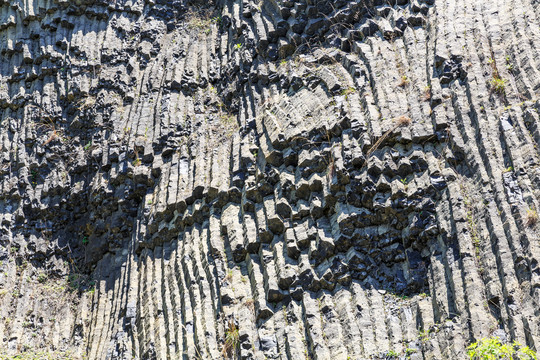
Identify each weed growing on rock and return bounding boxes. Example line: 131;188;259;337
525;208;538;227
405;347;417;357
487;55;507;95
505;56;514;72
186;8;216;32
37;273;48;283
422;85;431;101
467;337;537;360
397;75;410;87
490;77;506;94
244;298;255;312
395;115;412;127
418;329;430;343
222;319;239;359
340;87;356;100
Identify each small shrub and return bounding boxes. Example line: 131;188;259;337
467;337;537;360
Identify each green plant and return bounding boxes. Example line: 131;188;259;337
505;56;514;71
222;319;239;358
525;208;538;227
490;77;506;94
225;269;233;282
66;273;87;292
87;284;96;295
418;329;430;343
82;236;89;246
340;87;356;99
22;321;32;328
405;347;417;357
37;273;48;283
234;43;242;50
386;349;399;358
467;337;537;359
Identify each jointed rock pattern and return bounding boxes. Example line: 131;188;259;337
1;0;540;358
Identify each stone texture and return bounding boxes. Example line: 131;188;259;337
0;0;540;359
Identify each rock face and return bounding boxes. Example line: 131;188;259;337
0;0;540;358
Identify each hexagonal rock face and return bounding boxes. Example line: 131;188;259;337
1;0;540;359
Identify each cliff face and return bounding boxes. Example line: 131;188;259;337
0;0;540;358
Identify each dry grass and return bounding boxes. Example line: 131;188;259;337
395;115;411;127
397;75;410;88
244;298;255;313
525;208;538;227
225;269;233;283
222;319;239;359
422;86;431;101
365;115;412;159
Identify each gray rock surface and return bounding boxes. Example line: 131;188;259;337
0;0;540;358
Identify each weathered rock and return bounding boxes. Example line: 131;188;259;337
1;0;540;359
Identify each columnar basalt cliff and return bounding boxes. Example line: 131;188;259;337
1;0;540;359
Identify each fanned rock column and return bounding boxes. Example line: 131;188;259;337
0;0;540;359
